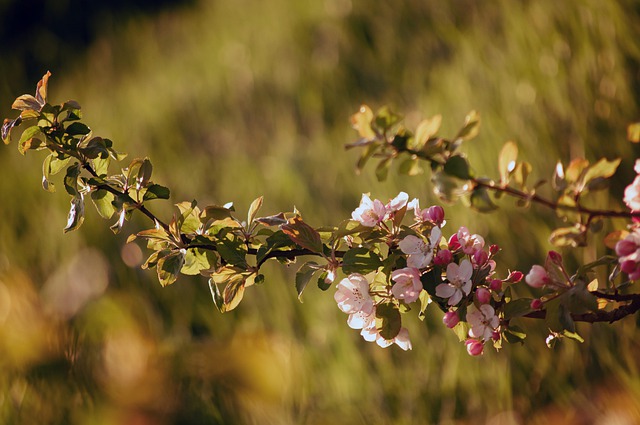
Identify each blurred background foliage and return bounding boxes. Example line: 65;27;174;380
1;0;640;423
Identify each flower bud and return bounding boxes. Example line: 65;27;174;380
489;279;502;291
506;270;524;283
547;250;563;265
434;249;453;266
491;331;501;341
473;250;489;266
426;205;445;225
443;311;460;328
525;265;549;288
465;339;484;356
530;298;544;310
476;287;491;304
489;244;500;255
621;260;638;274
448;234;461;250
615;239;637;257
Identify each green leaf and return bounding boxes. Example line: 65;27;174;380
295;261;319;301
12;94;41;111
502;298;533;320
175;201;201;234
627;122;640;143
356;142;379;173
17;125;43;154
255;212;287;226
373;106;402;133
498;141;518;184
504;325;527;344
181;248;211;275
90;189;116;219
201;204;235;221
78;136;109;159
143;184;171;201
420;266;442;297
137;158;153;188
64;163;81;196
333;219;369;240
216;237;248;267
443;155;472;180
431;170;461;203
397;157;424;176
2;116;23;143
341;248;382;274
566;280;598;314
456;110;480;141
65;122;91;136
412;115;442;150
582;157;620;188
375;303;402;340
545;296;575;333
156;250;186;287
562;330;584;343
281;215;324;253
91;156;111;177
470;186;498;212
63;195;85;233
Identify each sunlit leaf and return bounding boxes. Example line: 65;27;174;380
181;248;211;275
373;106;402;133
604;230;628;249
208;279;224;312
549;225;586;247
17;125;43;154
350;105;376;140
156;250;186;287
281;215;324;253
2;117;22;143
455;110;480;141
90;188;116;219
498;141;518;184
247;196;264;226
63;194;85;233
412;114;442;150
628;122;640;143
342;247;382;274
295;261;319;301
470;186;498;212
143;184;171;201
443;155;472;180
222;274;246;312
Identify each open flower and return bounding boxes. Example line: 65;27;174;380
334;273;374;315
624;160;640;211
467;304;499;340
456;226;485;255
399;226;442;269
391;267;423;303
436;259;473;305
362;325;412;351
352;194;387;227
347;306;376;330
386;192;409;214
525;265;550;288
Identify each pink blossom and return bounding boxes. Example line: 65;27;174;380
399;227;442;269
476;287;491;304
467;304;499;340
489;279;502;291
457;226;485;255
442;311;460;328
362;326;412;350
391;267;423;303
530;299;543;310
386;192;409;214
436;259;473;305
407;199;445;226
615;229;640;280
352;194;387;227
347;306;376;330
506;271;524;283
473;250;489;266
624;175;640;212
525;265;550;288
465;339;484;356
334;273;374;315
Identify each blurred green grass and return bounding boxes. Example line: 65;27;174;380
1;0;640;423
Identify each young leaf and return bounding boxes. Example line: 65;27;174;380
498;141;518;184
455;110;480;141
375;156;392;182
208;279;224;312
247;196;264;226
2;117;22;143
470;187;498;212
156;250;186;287
64;163;81;196
222;275;246;312
181;248;211;275
90;188;116;219
63;195;85;233
628;122;640;143
143;184;171;201
281;215;324;254
350;105;376;140
216;237;248;267
17;125;43;154
412;115;442;150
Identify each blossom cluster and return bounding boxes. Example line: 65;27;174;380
334;192;523;355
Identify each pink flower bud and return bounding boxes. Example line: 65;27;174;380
621;260;637;274
489;279;502;291
489;244;500;255
434;249;453;266
547;250;563;265
426;205;445;225
448;234;461;250
443;311;460;328
473;250;489;266
465;339;484;356
506;271;524;283
491;331;501;341
530;299;543;310
476;287;491;304
616;239;638;257
525;265;549;288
